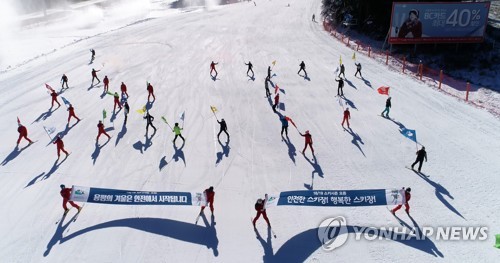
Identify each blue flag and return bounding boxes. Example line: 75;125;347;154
401;128;417;142
61;96;70;106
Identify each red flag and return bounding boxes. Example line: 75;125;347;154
377;86;390;95
17;117;21;125
275;84;279;94
286;117;297;128
45;83;55;92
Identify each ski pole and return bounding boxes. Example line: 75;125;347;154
162;117;173;130
182;111;185;129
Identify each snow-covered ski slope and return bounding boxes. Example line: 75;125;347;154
1;0;499;262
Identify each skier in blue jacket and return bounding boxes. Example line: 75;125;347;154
280;115;289;137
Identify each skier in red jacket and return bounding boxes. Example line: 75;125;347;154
92;68;100;85
50;91;61;108
342;108;351;128
96;120;111;142
103;75;109;92
53;136;69;158
67;104;81;124
147;82;155;102
210;61;218;77
300;130;314;155
120;82;129;98
272;93;280;113
391;187;411;215
253;196;271;227
17;124;33;146
60;184;81;214
113;92;122;111
200;186;215;214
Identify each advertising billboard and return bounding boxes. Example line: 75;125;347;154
389;2;490;44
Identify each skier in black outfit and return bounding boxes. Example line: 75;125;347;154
267;66;272;80
264;77;271;97
298;61;307;76
354;62;362;78
90;49;95;62
61;74;69;89
411;146;427;172
381;97;391;118
335;77;344;96
123;102;130;124
217;118;229;141
338;64;345;78
245;61;254;77
144;111;157;134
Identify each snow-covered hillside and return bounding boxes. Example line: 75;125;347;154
0;0;499;262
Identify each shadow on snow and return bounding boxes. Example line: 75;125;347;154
44;216;219;257
255;224;443;263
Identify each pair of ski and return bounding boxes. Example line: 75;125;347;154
20;140;37;148
195;211;203;225
57;152;71;160
386;206;407;227
194;211;216;225
405;166;429;177
55;204;84;224
250;218;277;238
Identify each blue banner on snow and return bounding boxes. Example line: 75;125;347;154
266;189;404;207
70;185;196;205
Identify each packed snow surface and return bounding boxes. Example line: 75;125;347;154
0;0;499;262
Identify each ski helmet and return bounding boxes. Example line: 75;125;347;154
60;184;65;189
406;187;411;192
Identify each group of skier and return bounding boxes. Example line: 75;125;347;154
16;48;428;222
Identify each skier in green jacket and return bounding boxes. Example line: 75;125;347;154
173;123;185;144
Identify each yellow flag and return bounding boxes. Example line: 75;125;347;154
210;105;217;113
352;52;356;60
136;105;146;115
339;56;342;65
272;60;276;66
